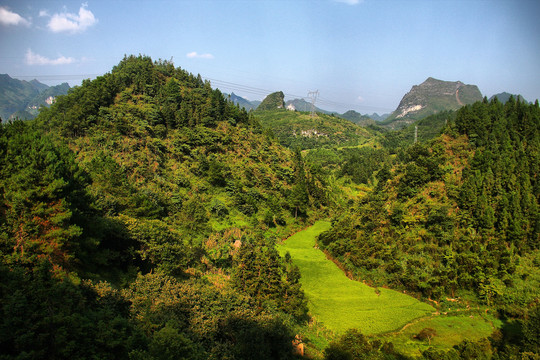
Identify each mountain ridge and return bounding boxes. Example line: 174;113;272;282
383;77;482;129
226;92;260;111
0;74;70;121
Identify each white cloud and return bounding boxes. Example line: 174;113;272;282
25;49;75;66
357;95;365;102
0;6;31;26
47;3;97;33
186;52;214;59
334;0;363;5
39;10;49;17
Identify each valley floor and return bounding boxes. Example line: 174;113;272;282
277;221;434;335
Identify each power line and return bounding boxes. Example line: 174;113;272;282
307;90;319;117
11;74;101;81
9;72;393;113
206;77;393;113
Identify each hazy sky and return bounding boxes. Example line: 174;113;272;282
1;0;539;113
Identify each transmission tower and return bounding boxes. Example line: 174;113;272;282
307;90;319;117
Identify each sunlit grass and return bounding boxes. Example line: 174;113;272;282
381;313;499;357
278;221;434;335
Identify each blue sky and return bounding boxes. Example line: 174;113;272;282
1;0;539;114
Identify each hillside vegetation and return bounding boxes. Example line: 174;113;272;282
255;109;373;150
0;55;538;360
318;97;539;322
0;55;330;359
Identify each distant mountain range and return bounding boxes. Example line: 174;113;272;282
222;80;534;131
226;92;260;111
228;91;389;125
382;77;483;129
0;74;70;121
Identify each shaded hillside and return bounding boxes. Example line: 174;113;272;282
0;74;69;120
254;109;373;150
0;55;328;359
383;77;482;129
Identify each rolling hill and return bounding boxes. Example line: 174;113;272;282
254;109;373;150
339;110;376;126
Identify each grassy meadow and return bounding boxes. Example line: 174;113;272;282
381;313;500;357
278;221;434;335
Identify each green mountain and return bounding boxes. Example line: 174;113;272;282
256;91;285;111
489;92;529;104
369;112;390;122
339;110;376;126
1;55;538;359
383;77;482;129
284;98;334;114
0;74;70;121
381;110;456;151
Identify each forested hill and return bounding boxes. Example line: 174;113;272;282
0;55;329;359
255;109;373;150
319;97;540;306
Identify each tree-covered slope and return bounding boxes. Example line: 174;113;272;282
489;92;529;104
381;110;457;151
319;98;539;308
0;55;328;359
254;109;373;150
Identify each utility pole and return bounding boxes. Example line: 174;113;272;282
307;90;319;117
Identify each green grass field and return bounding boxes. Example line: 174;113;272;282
278;221;434;335
381;313;500;357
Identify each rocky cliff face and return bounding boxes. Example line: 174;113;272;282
383;77;482;129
